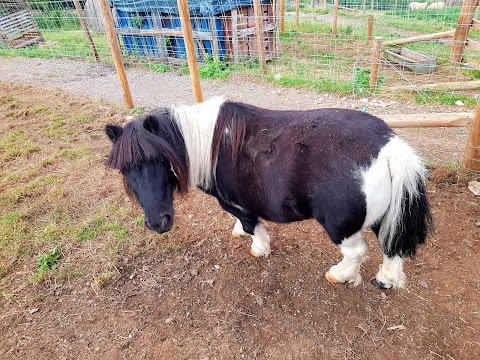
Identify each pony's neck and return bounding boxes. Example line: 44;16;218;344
171;97;224;189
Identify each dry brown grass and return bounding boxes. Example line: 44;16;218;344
0;82;140;287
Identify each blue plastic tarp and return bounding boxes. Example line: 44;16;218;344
108;0;265;16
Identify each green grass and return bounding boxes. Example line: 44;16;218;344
415;92;477;106
385;7;461;29
60;147;91;160
0;130;41;161
74;218;128;243
143;60;171;73
0;212;26;248
0;30;110;60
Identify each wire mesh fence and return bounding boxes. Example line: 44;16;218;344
1;1;479;96
0;0;479;170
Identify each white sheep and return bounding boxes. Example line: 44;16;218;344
409;2;428;10
427;2;446;9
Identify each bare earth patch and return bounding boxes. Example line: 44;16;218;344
0;81;479;360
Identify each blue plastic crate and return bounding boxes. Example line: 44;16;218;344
116;10;161;58
115;9;226;60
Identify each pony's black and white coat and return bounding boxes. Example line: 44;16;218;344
106;97;432;289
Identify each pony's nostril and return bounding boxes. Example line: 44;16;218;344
144;219;152;230
161;214;171;228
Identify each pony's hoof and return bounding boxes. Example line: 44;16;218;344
250;248;261;258
232;229;243;238
249;247;269;258
325;271;342;285
371;278;390;289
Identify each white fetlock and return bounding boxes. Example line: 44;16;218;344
232;219;248;238
250;241;271;258
326;264;362;286
249;223;271;258
326;232;368;286
375;255;406;289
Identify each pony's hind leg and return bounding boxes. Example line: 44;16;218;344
370;225;406;289
325;232;368;286
372;255;406;289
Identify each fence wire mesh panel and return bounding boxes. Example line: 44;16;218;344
1;0;479;169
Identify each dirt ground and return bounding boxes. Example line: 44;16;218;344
0;71;479;359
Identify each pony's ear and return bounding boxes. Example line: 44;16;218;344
105;124;123;143
143;115;160;135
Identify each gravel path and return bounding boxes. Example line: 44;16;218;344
0;57;467;116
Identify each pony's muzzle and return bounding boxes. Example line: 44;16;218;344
144;213;173;233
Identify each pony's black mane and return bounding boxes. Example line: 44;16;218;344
106;110;189;193
211;101;249;166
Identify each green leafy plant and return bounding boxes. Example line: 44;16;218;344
354;68;384;91
144;61;170;73
33;247;61;282
198;55;231;78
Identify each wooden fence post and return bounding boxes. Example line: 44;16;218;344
367;14;374;42
279;0;285;34
333;0;338;35
253;0;267;74
450;0;479;63
296;0;300;28
177;0;203;103
97;0;134;109
462;96;480;172
73;0;99;61
370;36;382;88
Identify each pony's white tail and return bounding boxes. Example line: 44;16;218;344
378;136;432;258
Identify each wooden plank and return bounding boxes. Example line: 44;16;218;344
12;36;43;49
383;30;455;46
237;23;276;37
387;80;480;91
0;10;31;23
114;27;214;41
379;112;474;128
466;38;480;51
2;16;37;30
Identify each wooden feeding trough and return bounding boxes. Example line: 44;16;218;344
383;48;437;74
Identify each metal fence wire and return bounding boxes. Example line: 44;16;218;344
1;0;480;171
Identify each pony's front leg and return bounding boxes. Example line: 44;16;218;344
231;218;248;238
230;218;271;257
326;232;368;286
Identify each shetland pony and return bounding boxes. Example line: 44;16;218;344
105;97;432;289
